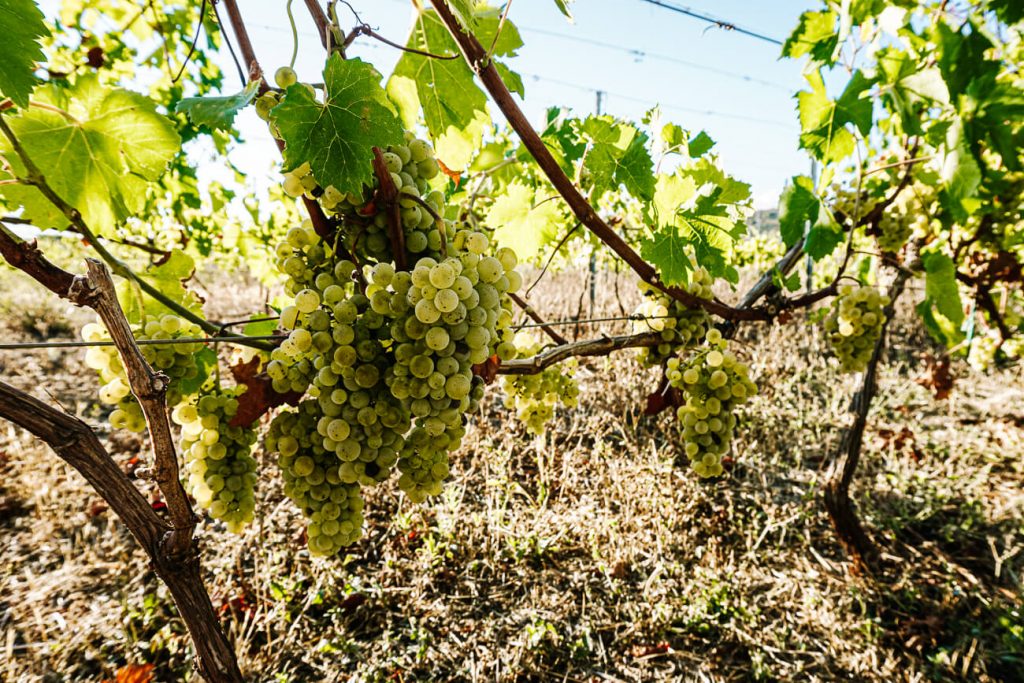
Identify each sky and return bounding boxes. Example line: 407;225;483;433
221;0;822;210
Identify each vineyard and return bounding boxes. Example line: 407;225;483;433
0;1;1022;682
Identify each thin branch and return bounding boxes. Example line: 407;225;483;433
526;221;581;297
428;0;769;323
487;0;513;59
209;0;246;86
345;24;460;59
497;331;663;375
173;0;208;83
508;291;568;345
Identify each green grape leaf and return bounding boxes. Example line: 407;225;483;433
918;251;965;345
0;76;181;234
389;8;521;168
174;80;260;131
687;157;751;205
804;207;844;260
553;0;574;19
486;181;563;260
782;10;838;63
580;116;655;201
941;119;982;216
643;174;742;284
687;131;715;158
0;0;50;107
272;55;403;196
641;222;692;286
796;70;866;164
778;175;819;247
117;249;204;324
177;346;218;396
446;0;477;28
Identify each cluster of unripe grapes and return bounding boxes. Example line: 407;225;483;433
632;268;713;366
83;314;204;432
823;285;890;373
501;334;580;435
667;329;758;478
258;100;524;551
174;389;259;533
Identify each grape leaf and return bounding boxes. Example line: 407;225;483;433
580;116;655;201
782;10;838;63
805;207;844;260
0;76;181;234
117;249;204;324
688;131;715;158
640;222;692;286
553;0;574;19
941;119;981;213
486;181;563;260
272;55;402;197
917;251;965;345
778;175;819;247
796;70;863;164
388;8;522;168
174;80;260;131
229;356;303;428
0;0;50;108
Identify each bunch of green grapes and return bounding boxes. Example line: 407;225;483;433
831;187;876;224
258;97;527;550
174;388;258;533
266;402;364;556
83;314;205;432
731;234;787;272
666;329;758;478
967;331;1000;372
876;184;936;253
501;333;580;435
823;285;890;373
632;267;713;366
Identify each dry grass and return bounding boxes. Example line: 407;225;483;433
0;263;1021;683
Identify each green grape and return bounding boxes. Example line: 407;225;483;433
823;285;890;373
174;387;258;533
667;330;758;478
275;66;298;89
632;267;713;367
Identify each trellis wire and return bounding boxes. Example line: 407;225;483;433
0;335;287;351
0;313;684;351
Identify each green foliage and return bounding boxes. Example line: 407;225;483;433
0;75;180;234
273;56;403;196
918;251;965;345
389;7;522;168
782;10;838;64
175;81;261;132
0;0;49;108
579;116;655;201
118;249;204;324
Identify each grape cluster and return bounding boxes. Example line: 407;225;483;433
174;388;258;533
83;314;204;432
501;334;580;435
258;103;525;551
823;285;890;373
266;402;365;556
632;268;714;366
667;329;758;478
877;184;934;253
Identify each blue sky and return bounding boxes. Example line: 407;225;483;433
224;0;821;209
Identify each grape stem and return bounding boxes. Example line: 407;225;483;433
371;146;407;271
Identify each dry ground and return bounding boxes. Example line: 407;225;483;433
0;261;1022;683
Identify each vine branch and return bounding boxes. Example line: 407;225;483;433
508;291;568;345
